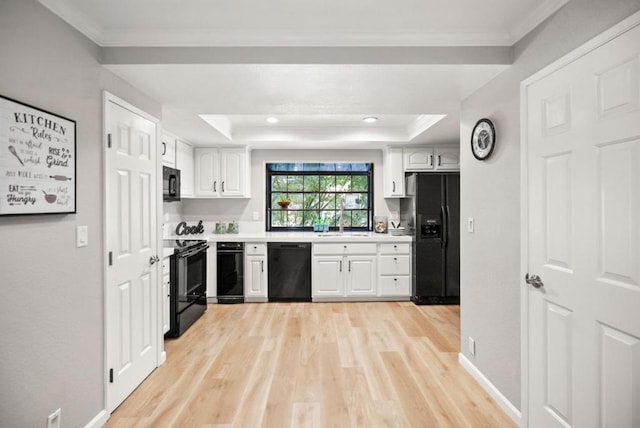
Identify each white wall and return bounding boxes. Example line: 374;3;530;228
0;1;161;426
459;0;640;410
181;148;399;224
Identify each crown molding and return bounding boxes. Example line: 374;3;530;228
38;0;104;45
39;0;565;48
509;0;570;44
100;29;513;47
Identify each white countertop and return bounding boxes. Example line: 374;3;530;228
166;231;412;243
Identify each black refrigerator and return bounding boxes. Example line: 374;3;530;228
400;173;460;304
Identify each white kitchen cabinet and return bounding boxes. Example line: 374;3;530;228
383;147;405;197
433;146;460;170
312;256;344;297
378;243;411;297
312;243;377;299
194;147;250;197
403;146;460;171
162;133;176;167
162;256;171;334
345;256;376;296
176;139;194;197
245;243;267;302
404;147;433;171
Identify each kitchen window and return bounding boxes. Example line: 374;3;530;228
266;163;373;231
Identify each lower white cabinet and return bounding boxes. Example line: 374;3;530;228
245;243;267;302
312;243;377;299
378;243;411;297
162;256;171;334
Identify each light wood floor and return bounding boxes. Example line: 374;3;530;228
106;302;515;427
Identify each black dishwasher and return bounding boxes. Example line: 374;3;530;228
267;242;312;302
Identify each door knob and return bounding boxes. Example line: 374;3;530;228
150;255;160;265
525;273;544;288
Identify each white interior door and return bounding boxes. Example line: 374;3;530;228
524;18;640;428
105;96;159;411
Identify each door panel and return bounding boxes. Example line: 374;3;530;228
599;325;640;428
106;99;158;411
526;20;640;428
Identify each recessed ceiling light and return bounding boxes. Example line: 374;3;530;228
362;117;378;123
266;117;279;124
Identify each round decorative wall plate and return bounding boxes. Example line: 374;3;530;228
471;118;496;160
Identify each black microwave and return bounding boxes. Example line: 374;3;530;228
163;166;181;202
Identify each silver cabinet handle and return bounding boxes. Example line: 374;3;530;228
438;155;442;166
348;260;351;272
149;255;160;265
261;260;264;272
222;181;225;192
213;181;217;192
525;273;544;288
392;181;396;192
339;260;342;272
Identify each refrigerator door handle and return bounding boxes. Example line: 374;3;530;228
444;205;450;248
440;205;447;248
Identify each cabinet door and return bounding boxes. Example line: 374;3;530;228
162;134;176;167
346;256;376;296
383;147;405;197
176;140;194;197
219;148;245;196
245;256;267;301
194;148;220;196
404;147;434;171
434;147;460;170
312;256;344;297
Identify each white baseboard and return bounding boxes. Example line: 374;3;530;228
84;409;108;428
458;353;522;425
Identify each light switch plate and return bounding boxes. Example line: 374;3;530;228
76;225;88;247
467;217;474;233
252;211;259;220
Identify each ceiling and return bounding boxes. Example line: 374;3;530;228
39;0;569;149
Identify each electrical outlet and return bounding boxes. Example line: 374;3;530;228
47;408;61;428
252;211;259;221
467;217;474;233
468;337;476;356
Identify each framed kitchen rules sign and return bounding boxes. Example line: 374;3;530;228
0;95;76;215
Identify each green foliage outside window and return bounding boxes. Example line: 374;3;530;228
267;163;373;231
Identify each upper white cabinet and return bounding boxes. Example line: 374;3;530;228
383;147;405;197
404;146;459;171
176;139;194;197
433;146;460;170
194;147;250;198
161;133;176;167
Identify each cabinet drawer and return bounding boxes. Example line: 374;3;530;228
379;255;410;275
313;243;377;255
245;243;266;255
379;243;410;255
378;276;410;296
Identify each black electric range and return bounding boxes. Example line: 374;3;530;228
163;239;209;338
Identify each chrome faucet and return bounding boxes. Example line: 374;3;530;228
339;203;345;233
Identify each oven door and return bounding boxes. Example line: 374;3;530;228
176;245;207;311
